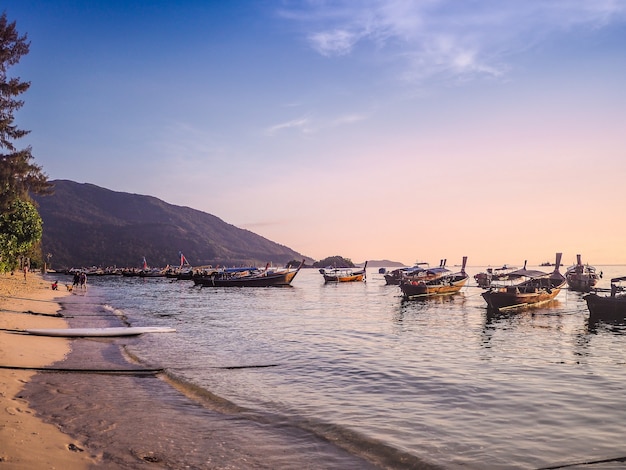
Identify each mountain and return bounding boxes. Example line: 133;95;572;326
33;180;311;269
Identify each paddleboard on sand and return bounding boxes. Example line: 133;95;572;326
25;327;176;337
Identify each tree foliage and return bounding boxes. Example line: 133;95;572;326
0;13;50;270
0;198;42;271
0;12;51;210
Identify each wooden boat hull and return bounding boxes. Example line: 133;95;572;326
324;273;364;283
384;271;403;285
320;262;367;284
401;257;469;299
565;255;600;292
400;277;467;299
584;293;626;321
194;269;300;287
481;286;562;311
566;274;599;293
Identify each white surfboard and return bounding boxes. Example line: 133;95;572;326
25;326;176;337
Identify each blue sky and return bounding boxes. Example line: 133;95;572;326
4;1;626;265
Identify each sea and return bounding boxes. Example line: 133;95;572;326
36;265;626;469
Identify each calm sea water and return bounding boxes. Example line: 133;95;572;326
58;265;626;469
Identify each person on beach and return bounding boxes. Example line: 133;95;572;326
51;280;58;290
72;271;80;289
79;271;87;290
23;265;28;280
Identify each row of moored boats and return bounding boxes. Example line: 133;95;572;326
64;253;626;322
379;253;625;322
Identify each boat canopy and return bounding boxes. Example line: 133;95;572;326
404;266;428;274
425;267;451;275
507;268;549;279
223;266;258;273
610;276;626;284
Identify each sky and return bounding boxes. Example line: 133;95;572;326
3;0;626;266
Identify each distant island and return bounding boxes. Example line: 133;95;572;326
362;259;407;268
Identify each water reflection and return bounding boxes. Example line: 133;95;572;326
480;302;590;353
586;316;626;335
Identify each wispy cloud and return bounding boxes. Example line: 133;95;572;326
279;0;626;83
330;113;369;126
264;111;369;137
309;29;362;56
265;117;312;136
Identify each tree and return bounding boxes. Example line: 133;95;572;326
0;12;51;211
0;198;42;271
0;13;51;270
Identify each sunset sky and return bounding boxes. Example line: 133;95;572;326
4;1;626;266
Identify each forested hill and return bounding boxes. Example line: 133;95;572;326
33;180;311;269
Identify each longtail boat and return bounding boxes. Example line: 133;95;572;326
474;264;517;288
384;262;432;285
481;253;566;311
400;257;468;299
194;260;304;287
565;254;601;292
320;261;367;283
584;276;626;322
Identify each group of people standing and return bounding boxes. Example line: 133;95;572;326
72;271;88;290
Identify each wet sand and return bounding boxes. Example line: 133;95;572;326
0;272;95;468
4;276;393;469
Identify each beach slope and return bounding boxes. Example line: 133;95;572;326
0;272;97;468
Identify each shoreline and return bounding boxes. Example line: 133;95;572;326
0;272;96;468
2;271;438;469
9;275;391;469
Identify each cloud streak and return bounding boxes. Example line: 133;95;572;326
281;0;626;83
264;117;312;136
264;112;369;136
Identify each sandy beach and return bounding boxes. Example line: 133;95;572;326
0;272;96;468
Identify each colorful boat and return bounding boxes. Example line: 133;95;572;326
565;254;601;292
481;253;566;311
320;262;367;283
400;257;468;299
